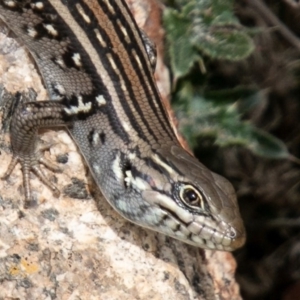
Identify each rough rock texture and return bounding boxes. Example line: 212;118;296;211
0;0;242;299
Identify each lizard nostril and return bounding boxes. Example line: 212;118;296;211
229;228;237;239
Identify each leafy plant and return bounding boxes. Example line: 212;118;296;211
164;0;254;79
173;82;290;159
163;0;291;159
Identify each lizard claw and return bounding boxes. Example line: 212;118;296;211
2;149;61;208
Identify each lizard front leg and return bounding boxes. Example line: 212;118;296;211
2;100;70;208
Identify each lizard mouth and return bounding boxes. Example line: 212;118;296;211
142;190;245;251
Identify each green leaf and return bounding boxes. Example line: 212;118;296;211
248;129;289;159
194;29;254;61
173;82;290;159
164;8;203;78
163;0;255;79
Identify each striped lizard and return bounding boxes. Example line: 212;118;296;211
0;0;245;251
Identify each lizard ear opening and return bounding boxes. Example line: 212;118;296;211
123;160;132;189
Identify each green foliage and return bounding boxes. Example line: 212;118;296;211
163;0;290;159
174;83;290;159
164;0;254;79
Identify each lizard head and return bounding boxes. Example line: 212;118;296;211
120;144;245;251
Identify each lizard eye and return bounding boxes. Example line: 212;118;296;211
180;185;204;209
